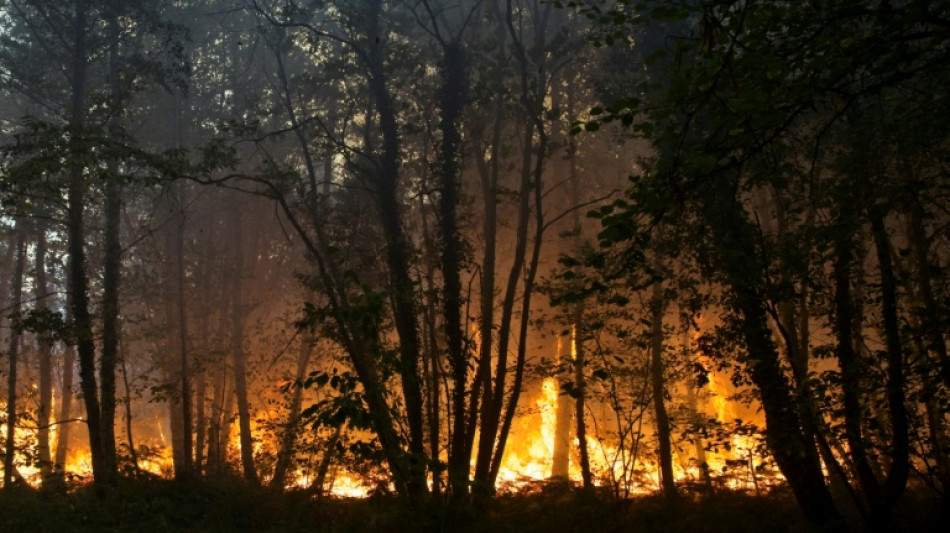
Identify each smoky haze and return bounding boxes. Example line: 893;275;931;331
0;2;948;532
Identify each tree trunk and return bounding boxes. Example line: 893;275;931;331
470;18;504;495
267;22;422;500
574;323;593;490
54;344;76;477
907;200;950;390
488;83;549;487
475;34;539;489
206;356;231;476
833;220;890;527
97;7;122;488
194;364;206;475
229;204;258;485
270;333;314;489
567;81;592;490
68;0;107;494
98;178;120;488
175;181;192;476
552;332;572;479
3;228;26;489
313;425;343;496
366;35;428;502
650;265;676;499
490;171;545;486
34;228;54;480
120;347;140;475
703;185;840;528
870;211;909;514
437;38;470;500
418;193;443;497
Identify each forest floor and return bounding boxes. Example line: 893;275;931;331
0;477;944;532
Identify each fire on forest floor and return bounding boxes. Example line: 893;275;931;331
5;366;782;495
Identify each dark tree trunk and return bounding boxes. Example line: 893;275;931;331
206;356;231;476
650;268;676;499
490;125;548;486
574;321;593;490
359;0;427;499
870;213;909;500
703;185;840;529
833;220;890;528
267;30;418;500
437;38;470;500
907;200;950;390
418;190;443;497
68;0;106;494
54;344;76;477
270;333;314;489
474;10;538;488
470;15;504;494
313;425;343;496
97;8;122;488
229;204;258;485
120;347;140;475
98;179;121;488
175;182;193;476
34;228;54;480
3;228;26;489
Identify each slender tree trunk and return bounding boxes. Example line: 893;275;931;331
54;344;76;477
684;367;712;490
771;193;844;506
313;425;343;496
3;228;26;489
418;193;443;497
552;333;572;479
120;345;139;475
574;323;593;490
488;87;549;487
475;56;535;491
491;225;544;485
367;56;428;504
566;81;592;490
266;12;425;500
871;211;909;509
206;356;230;476
906;201;950;506
270;333;314;489
35;228;54;480
68;0;106;494
470;19;503;493
98;178;120;488
229;204;258;485
649;261;676;499
472;4;510;488
270;20;424;499
97;7;122;488
437;38;470;500
175;182;192;476
907;201;950;389
833;220;889;528
194;364;206;475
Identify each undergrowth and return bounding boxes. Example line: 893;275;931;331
0;478;942;532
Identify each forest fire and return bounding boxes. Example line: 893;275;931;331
2;1;949;532
7;362;777;496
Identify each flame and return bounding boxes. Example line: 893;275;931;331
2;316;783;496
496;377;562;486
